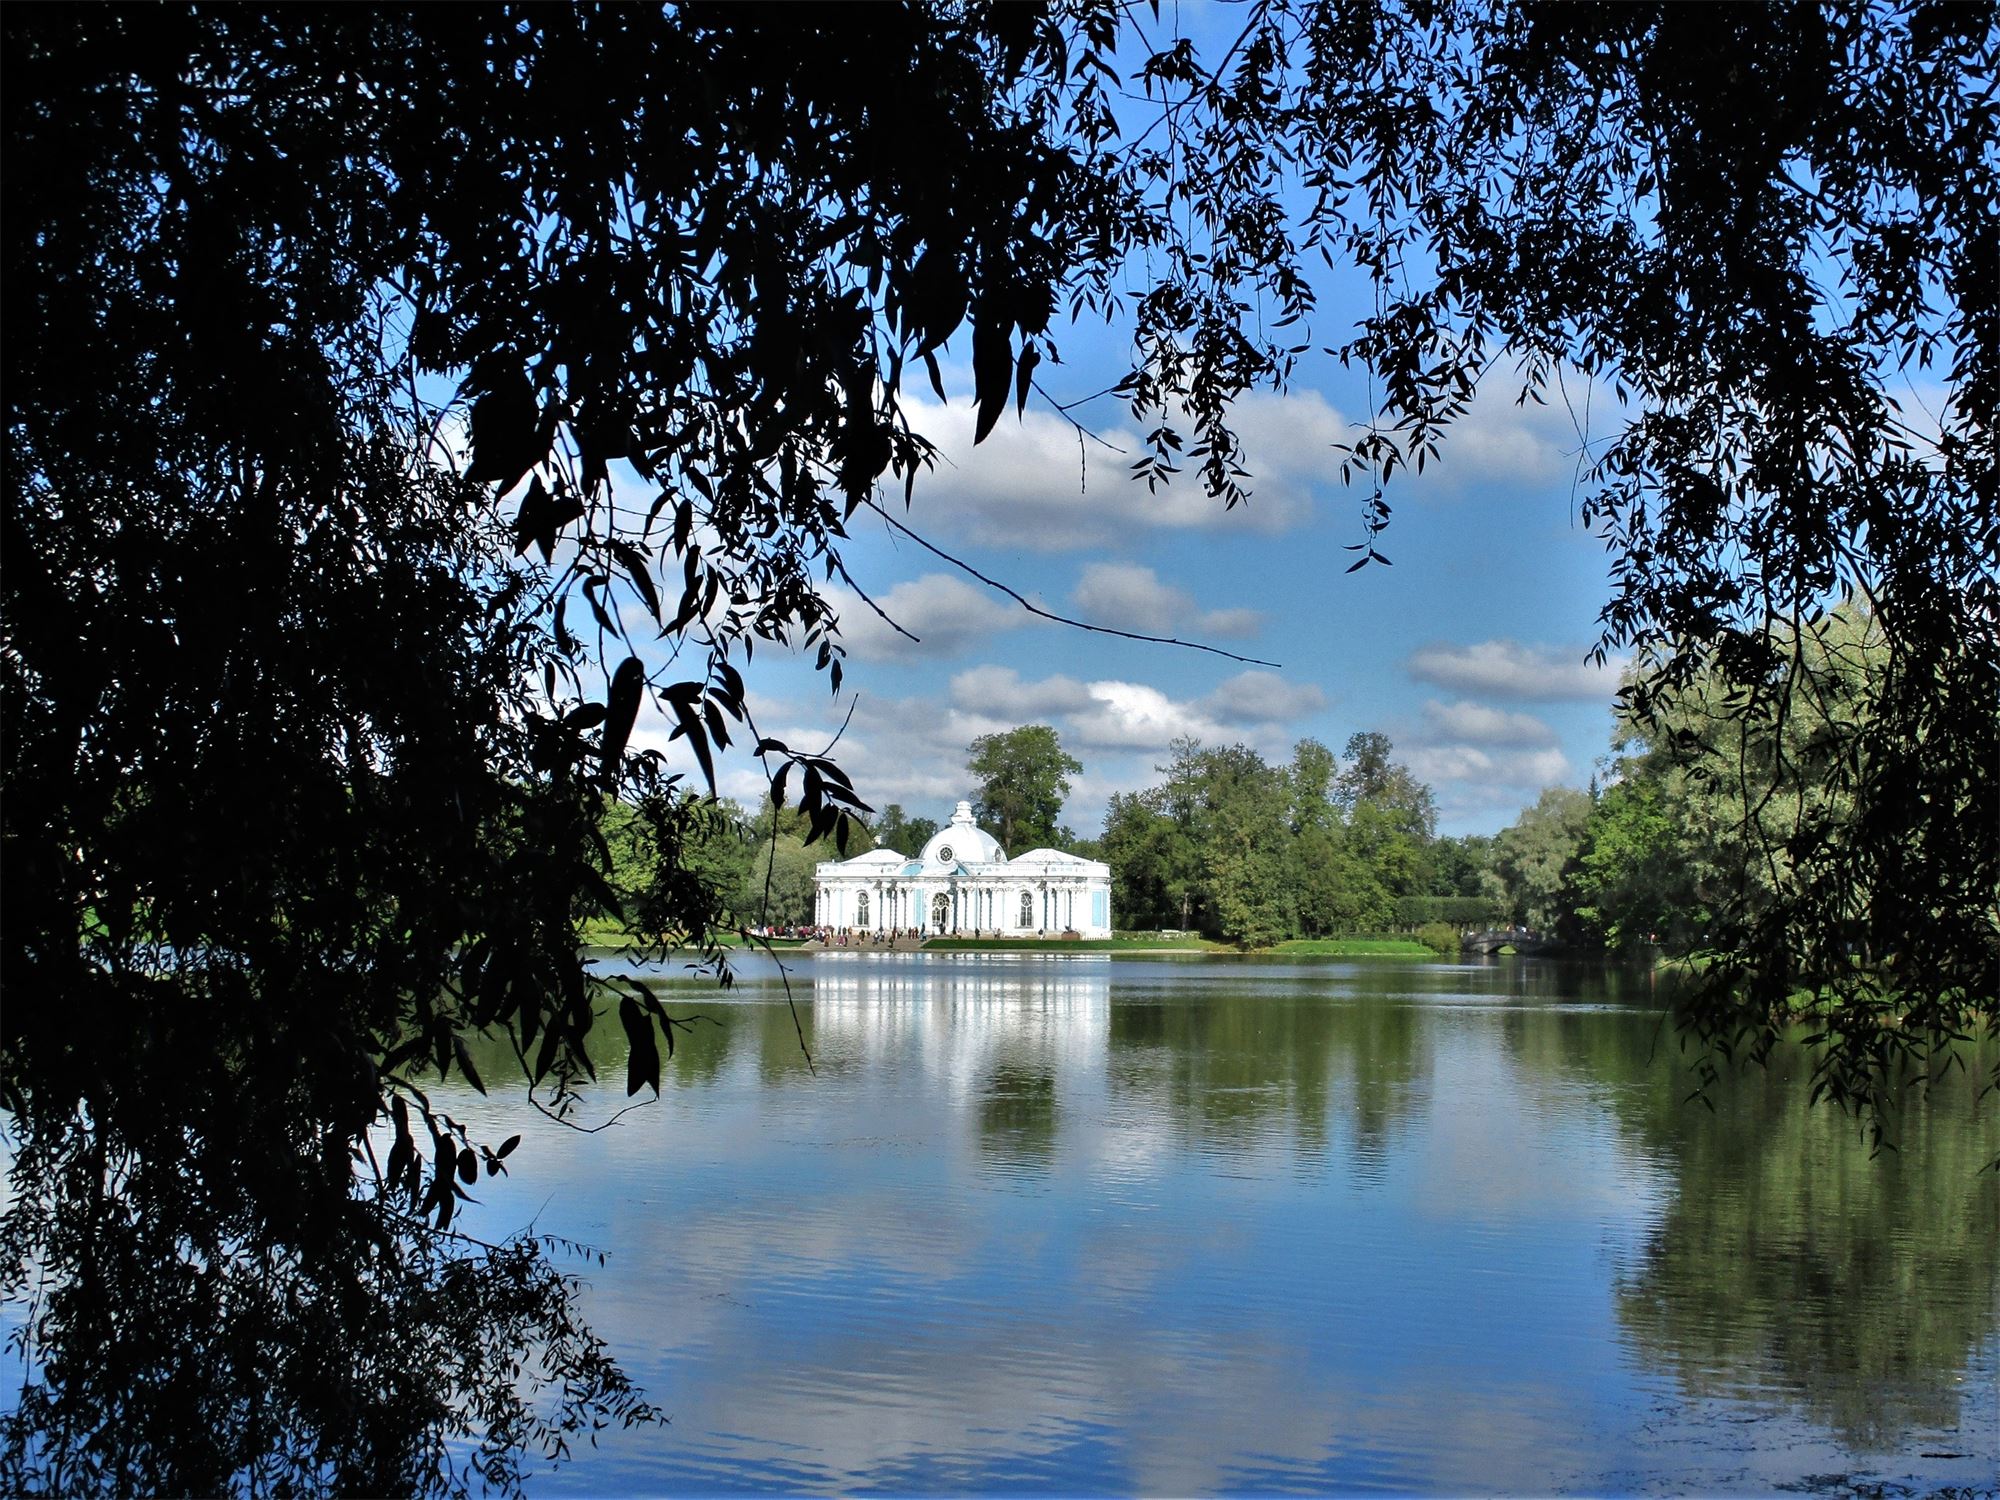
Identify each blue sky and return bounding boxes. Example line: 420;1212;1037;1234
624;318;1635;839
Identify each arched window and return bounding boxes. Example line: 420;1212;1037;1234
856;892;870;928
931;892;950;932
1019;891;1034;929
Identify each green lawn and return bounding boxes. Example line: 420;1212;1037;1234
1270;938;1436;957
578;922;1434;959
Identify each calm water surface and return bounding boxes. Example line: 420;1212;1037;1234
447;954;1998;1495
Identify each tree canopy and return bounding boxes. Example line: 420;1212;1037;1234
4;1;1994;1490
868;804;942;859
1102;734;1498;946
967;725;1083;853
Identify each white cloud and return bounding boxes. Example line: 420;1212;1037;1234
1203;670;1327;725
822;572;1025;661
1072;562;1190;634
894;386;1343;550
1420;698;1559;747
1070;562;1262;640
950;666;1325;752
1406;743;1571;790
740;658;1332;832
1405;639;1623;701
949;665;1093;720
1068;680;1223;750
1197;607;1264;638
1427;394;1574;493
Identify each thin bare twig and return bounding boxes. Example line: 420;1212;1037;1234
830;556;921;643
859;500;1281;668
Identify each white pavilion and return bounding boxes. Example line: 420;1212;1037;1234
814;800;1112;938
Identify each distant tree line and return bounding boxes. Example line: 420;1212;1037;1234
1102;732;1501;948
680;614;1988;974
1483;604;1938;969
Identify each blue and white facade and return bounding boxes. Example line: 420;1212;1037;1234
814;800;1112;938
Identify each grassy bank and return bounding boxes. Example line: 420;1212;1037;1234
1271;938;1436;957
921;935;1435;957
924;933;1233;953
581;923;1435;959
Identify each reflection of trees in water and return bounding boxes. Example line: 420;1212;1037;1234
976;1062;1060;1173
1106;987;1428;1167
1615;1053;1999;1450
1499;992;1999;1453
453;980;741;1095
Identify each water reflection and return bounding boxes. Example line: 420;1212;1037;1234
1611;1050;2000;1451
441;954;1996;1494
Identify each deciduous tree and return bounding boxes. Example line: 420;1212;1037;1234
967;725;1082;854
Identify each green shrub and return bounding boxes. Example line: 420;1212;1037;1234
1415;921;1461;956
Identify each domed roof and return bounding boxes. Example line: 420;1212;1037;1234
920;800;1005;866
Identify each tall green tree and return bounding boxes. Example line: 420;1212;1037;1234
869;804;940;858
1101;790;1198;931
737;798;826;928
1193;746;1296;949
1284;739;1391;936
1567;778;1703;950
1492;786;1596;933
967;725;1082;854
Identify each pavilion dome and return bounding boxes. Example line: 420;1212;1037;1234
919;799;1005;866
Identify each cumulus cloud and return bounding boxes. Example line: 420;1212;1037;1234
822;572;1026;660
1420;698;1559;747
1072;562;1189;634
733;660;1333;830
1070;562;1263;640
1404;690;1576;831
1067;680;1222;750
951;668;1224;751
1204;670;1327;725
951;665;1326;752
895;387;1345;550
1378;369;1624;499
1426;392;1575;493
1405;638;1623;701
1406;743;1572;790
949;665;1094;720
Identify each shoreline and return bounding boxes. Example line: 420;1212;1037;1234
590;935;1441;959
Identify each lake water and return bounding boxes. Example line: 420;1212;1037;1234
448;953;1998;1495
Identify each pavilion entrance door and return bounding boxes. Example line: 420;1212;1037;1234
931;893;950;934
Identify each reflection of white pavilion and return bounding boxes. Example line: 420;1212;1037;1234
813;800;1112;937
811;960;1112;1099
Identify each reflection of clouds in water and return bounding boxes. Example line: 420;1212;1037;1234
1419;1030;1673;1225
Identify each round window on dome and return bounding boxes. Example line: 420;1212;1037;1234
936;845;953;863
